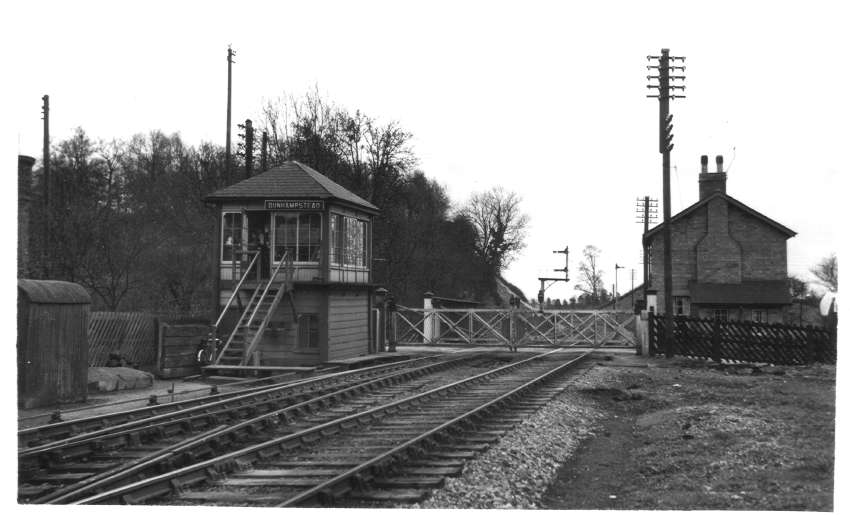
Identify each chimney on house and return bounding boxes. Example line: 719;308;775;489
698;154;727;200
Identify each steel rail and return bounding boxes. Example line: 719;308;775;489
18;369;323;426
20;354;447;456
279;349;591;506
75;349;564;505
19;373;317;448
34;353;476;504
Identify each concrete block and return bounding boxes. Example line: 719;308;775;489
87;367;154;392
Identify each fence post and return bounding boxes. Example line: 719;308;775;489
647;311;655;356
508;306;516;351
388;302;397;352
711;319;722;363
423;292;434;345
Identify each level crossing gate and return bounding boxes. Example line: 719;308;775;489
392;307;637;348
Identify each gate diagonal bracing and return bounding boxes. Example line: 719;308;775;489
393;308;637;348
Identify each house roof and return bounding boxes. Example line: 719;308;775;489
204;161;379;213
688;280;790;305
598;283;645;310
643;192;796;243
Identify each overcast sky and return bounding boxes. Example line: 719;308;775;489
7;1;847;302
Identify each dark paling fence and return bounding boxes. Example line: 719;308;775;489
88;312;158;367
648;313;836;365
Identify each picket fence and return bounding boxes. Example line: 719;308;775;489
648;313;836;365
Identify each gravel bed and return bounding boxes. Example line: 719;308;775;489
408;366;616;509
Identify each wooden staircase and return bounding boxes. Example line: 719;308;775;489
214;252;295;367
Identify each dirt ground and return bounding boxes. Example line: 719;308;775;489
541;358;835;511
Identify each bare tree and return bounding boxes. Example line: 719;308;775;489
460;187;529;273
811;254;838;292
575;245;605;303
788;274;810;300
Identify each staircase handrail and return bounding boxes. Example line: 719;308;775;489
243;251;290;331
241;251;293;365
214;251;261;330
213;285;262;365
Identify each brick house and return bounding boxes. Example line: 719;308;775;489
643;155;796;323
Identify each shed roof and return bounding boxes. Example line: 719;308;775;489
643;192;796;242
18;279;92;304
204;161;379;213
688;280;790;305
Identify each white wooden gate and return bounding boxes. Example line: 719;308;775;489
392;307;637;348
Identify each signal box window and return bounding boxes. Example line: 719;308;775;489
714;309;728;322
273;214;322;262
330;214;368;267
752;309;765;323
221;212;243;262
298;213;321;262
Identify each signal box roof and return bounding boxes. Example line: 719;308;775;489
205;161;379;213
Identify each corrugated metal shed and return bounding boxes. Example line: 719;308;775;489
204;160;379;212
18;279;91;304
18;279;91;408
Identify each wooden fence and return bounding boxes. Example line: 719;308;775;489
157;323;209;378
88;312;158;367
648;313;836;365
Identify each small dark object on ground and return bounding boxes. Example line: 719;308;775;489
106;352;136;368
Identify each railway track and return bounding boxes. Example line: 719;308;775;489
71;348;593;506
19;351;493;503
19;356;444;448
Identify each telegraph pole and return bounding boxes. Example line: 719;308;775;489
261;130;269;172
635;195;658;296
647;48;685;358
238;119;254;178
41;95;50;278
225;46;235;184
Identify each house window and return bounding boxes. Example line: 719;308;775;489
273;213;322;262
221;212;243;262
714;309;728;322
752;309;765;323
298;314;319;348
674;296;689;316
330;214;368;267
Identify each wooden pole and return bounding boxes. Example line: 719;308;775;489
42;95;50;278
261;130;269;172
225;46;234;184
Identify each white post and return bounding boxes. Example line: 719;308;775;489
423;291;435;345
636;312;649;355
